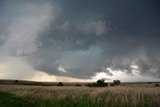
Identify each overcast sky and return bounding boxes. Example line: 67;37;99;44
0;0;160;82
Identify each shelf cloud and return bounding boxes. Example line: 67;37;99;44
0;0;160;82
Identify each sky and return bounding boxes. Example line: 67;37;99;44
0;0;160;82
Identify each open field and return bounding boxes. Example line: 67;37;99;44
0;80;160;107
0;79;90;86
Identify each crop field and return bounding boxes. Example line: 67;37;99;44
0;81;159;107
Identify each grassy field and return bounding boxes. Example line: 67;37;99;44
0;81;160;107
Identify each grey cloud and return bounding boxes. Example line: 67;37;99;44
80;20;109;36
0;0;61;56
101;68;113;76
56;21;73;32
136;52;160;78
0;0;160;80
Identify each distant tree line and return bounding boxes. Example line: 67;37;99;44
87;79;121;87
14;79;160;88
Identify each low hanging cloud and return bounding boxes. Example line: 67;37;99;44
0;0;160;81
0;56;35;80
101;68;113;76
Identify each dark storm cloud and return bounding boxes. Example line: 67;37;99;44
0;0;160;79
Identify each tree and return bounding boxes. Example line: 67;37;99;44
57;82;63;86
89;79;108;87
96;79;108;87
97;79;105;84
86;79;108;87
75;84;81;87
14;80;19;83
113;80;121;85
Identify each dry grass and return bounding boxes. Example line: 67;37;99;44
0;85;159;107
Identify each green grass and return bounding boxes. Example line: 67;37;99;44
0;92;33;107
0;85;159;107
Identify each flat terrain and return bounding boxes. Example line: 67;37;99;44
0;80;159;107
